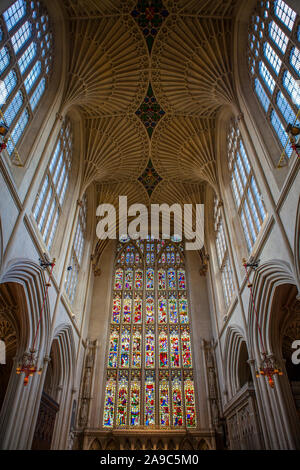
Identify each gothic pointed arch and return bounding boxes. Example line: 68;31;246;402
224;326;248;399
0;259;51;449
156;439;164;450
89;439;102;450
197;438;210;450
179;437;194;450
134;439;142;450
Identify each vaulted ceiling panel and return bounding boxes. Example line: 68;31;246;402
151;116;218;187
151;16;235;116
83;116;149;189
64;16;149;115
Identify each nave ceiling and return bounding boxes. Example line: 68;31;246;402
59;0;240;251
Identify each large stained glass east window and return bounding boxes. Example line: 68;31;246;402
103;237;197;429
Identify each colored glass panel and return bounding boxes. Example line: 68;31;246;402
184;379;196;428
120;329;130;368
181;330;192;367
146;268;154;289
133;294;142;323
158;269;166;289
108;331;119;368
159;331;168;368
131;330;142;368
145;377;155;425
122;296;131;323
172;378;183;427
179;297;188;324
117;378;128;426
124;268;133;290
135;269;143;289
159;379;170;427
130;380;140;426
146;295;154;324
158;296;167;324
112;295;121;324
145;330;155;368
167;268;176;289
103;379;116;427
168;294;178;324
177;269;186;290
114;268;123;290
170;332;180;368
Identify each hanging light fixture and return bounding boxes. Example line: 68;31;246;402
16;255;55;386
16;350;42;386
242;258;283;388
255;352;283;388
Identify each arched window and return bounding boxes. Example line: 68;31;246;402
248;0;300;158
214;197;235;308
65;194;88;305
228;121;267;252
32;118;72;250
0;0;52;156
103;237;197;429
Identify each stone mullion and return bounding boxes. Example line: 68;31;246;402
33;170;50;224
250;2;299;134
244;172;260;238
247;177;264;228
1;9;41;124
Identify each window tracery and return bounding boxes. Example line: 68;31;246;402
227;122;267;252
214;197;235;308
103;237;197;429
65;194;88;304
0;0;52;155
33;118;72;250
248;0;300;158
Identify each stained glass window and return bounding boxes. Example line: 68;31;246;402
248;0;300;159
103;237;197;428
0;0;52;156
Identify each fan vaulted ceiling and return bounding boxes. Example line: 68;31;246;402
60;0;238;221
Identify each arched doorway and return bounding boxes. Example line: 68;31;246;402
224;328;263;450
280;286;300;422
250;274;300;449
31;341;61;450
31;326;75;450
0;318;17;414
0;260;51;450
